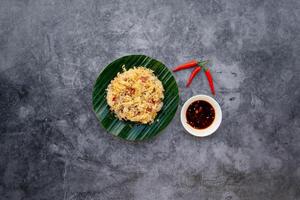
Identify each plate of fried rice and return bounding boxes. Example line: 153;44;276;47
92;55;179;141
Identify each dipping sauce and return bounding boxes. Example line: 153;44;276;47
186;100;215;129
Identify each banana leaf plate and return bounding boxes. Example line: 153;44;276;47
92;55;179;141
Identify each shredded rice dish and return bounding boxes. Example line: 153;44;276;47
106;66;164;124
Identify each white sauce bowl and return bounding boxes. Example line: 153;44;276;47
180;95;222;137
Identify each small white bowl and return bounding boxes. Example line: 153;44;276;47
180;95;222;137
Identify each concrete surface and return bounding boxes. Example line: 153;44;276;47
1;0;300;199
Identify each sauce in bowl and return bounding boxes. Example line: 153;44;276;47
186;100;215;129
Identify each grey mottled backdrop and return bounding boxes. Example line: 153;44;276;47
0;0;300;199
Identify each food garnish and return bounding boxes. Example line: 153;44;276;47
173;59;215;95
203;66;215;95
172;60;208;72
186;67;202;87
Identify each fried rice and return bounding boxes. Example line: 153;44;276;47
106;66;164;124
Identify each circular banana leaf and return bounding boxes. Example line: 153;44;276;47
92;55;179;141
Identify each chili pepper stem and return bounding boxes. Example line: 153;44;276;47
197;60;209;67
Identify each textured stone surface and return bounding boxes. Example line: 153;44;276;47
1;0;300;199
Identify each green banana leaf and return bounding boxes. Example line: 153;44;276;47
92;55;179;141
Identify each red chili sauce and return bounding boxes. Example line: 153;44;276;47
186;100;215;129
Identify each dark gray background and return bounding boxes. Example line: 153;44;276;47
1;0;300;199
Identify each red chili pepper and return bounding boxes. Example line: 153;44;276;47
173;60;197;72
203;67;215;95
173;60;208;72
186;66;202;87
